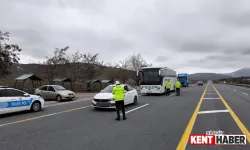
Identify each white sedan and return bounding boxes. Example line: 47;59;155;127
92;84;138;109
0;87;45;115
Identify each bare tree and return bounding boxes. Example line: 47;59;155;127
43;46;69;84
0;31;22;78
127;53;152;71
110;60;133;84
82;53;105;80
66;51;84;90
119;53;152;85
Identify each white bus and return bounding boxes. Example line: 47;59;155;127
136;67;177;94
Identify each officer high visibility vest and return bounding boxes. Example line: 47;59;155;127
175;81;182;88
112;85;125;101
166;82;171;89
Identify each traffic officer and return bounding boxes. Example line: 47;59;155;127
112;81;126;121
175;79;182;96
165;80;171;96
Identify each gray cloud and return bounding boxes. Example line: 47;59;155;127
1;0;250;73
155;56;167;63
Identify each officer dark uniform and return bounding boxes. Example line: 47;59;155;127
112;81;126;121
175;80;182;96
166;81;171;96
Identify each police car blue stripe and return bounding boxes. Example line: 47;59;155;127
0;98;34;108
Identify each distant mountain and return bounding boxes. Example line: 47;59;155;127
189;73;231;81
189;68;250;81
224;68;250;77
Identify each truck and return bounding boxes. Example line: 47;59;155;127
136;67;177;94
177;73;189;87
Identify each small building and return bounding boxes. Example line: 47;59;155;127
14;74;43;93
85;79;101;92
101;80;113;89
53;78;73;90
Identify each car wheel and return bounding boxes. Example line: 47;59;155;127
133;96;138;105
56;95;62;102
31;101;41;112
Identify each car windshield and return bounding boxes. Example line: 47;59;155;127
54;86;66;91
102;85;114;93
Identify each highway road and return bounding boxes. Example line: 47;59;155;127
0;84;250;150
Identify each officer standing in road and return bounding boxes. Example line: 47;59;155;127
165;80;171;96
112;81;127;121
175;79;182;96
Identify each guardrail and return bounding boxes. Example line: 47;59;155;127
226;83;250;88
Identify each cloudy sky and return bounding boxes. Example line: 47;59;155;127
1;0;250;74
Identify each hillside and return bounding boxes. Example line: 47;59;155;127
189;73;231;81
224;68;250;77
6;63;134;80
0;63;135;92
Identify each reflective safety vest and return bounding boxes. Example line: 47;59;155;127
166;82;171;89
175;81;182;88
112;85;125;101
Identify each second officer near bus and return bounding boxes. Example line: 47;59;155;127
175;79;182;96
166;80;171;96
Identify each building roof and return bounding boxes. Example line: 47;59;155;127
15;74;43;81
86;79;101;83
101;80;112;83
53;78;72;82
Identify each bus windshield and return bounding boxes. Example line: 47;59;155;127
140;68;161;85
178;76;187;81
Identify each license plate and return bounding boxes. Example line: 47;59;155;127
96;102;110;107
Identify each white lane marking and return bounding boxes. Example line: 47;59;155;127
198;110;229;114
203;98;220;99
242;92;249;95
124;104;149;114
0;106;91;127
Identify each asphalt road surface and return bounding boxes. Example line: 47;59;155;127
0;84;250;150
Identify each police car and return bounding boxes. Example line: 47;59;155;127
0;86;45;115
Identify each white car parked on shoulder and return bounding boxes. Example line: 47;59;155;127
92;84;138;109
0;86;44;115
